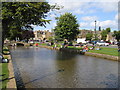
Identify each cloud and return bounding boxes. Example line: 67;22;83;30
99;20;117;29
74;9;84;14
49;1;84;11
48;0;118;14
95;2;118;12
80;22;88;27
81;16;98;22
46;0;118;30
115;14;118;20
80;20;117;30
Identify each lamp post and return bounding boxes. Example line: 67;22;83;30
94;20;97;40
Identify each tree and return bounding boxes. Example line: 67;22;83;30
101;28;111;41
2;2;51;39
1;2;61;51
113;31;120;42
21;30;35;42
53;13;79;41
2;2;61;39
106;27;111;33
86;33;93;41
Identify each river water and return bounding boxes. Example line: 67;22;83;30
10;46;118;88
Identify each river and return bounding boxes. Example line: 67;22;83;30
10;46;118;88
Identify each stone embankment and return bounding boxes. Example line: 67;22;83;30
85;52;118;61
39;45;119;61
39;45;60;50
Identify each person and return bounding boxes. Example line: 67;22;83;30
53;43;57;49
118;47;120;52
90;45;95;50
63;40;68;48
85;45;89;51
95;46;100;50
36;43;38;47
82;45;89;52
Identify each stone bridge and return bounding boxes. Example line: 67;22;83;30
5;41;33;47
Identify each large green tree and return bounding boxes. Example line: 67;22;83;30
53;13;79;41
2;2;61;40
113;31;120;42
2;2;51;39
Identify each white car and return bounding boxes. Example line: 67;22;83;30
96;42;109;46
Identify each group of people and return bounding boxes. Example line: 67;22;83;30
82;44;100;52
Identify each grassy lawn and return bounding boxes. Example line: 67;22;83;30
39;43;118;56
67;46;83;50
0;46;9;89
39;43;47;46
68;46;118;56
88;47;118;56
1;63;9;89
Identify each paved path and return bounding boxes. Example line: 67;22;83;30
6;55;17;88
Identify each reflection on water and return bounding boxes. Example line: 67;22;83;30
10;46;118;88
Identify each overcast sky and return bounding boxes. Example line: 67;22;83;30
32;0;119;31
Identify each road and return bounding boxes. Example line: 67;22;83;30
87;44;118;48
100;45;118;48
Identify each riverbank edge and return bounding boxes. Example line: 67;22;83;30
5;54;17;88
38;45;119;61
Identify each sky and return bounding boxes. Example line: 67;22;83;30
32;0;119;32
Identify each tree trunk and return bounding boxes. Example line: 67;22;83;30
0;28;3;54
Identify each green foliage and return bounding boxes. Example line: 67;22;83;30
113;30;120;41
48;36;54;42
53;13;79;41
86;33;93;41
101;28;111;41
106;27;111;33
21;30;35;41
2;2;60;40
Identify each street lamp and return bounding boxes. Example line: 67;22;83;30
94;20;97;40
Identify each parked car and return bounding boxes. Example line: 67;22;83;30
96;41;109;46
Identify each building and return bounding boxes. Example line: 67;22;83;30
78;29;116;42
34;30;53;41
78;29;93;38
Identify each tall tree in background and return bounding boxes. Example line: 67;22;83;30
113;31;120;42
101;27;111;41
21;30;35;42
86;33;93;41
53;13;79;41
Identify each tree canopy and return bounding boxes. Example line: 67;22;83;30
53;13;79;41
113;31;120;42
101;27;111;41
86;33;93;41
2;2;60;40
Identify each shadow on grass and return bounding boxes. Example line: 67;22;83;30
0;77;15;82
0;74;6;76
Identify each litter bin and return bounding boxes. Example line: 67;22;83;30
0;54;9;63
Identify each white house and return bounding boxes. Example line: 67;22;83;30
77;38;87;43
